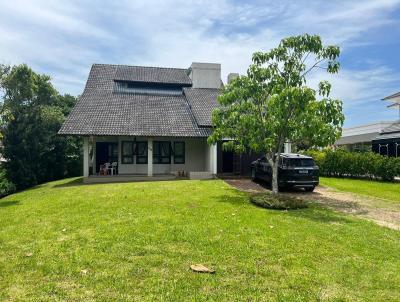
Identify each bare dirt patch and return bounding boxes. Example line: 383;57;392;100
225;178;400;230
224;178;267;193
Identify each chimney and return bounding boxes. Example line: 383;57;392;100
189;62;221;89
227;73;239;84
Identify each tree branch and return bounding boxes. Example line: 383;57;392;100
301;51;311;64
301;58;325;78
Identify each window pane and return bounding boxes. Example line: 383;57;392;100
174;156;184;164
153;142;160;156
175;143;183;154
137;157;147;164
122;156;133;164
137;142;147;156
122;141;133;164
112;144;118;157
136;142;148;164
153;141;170;164
174;142;185;164
161;142;170;156
122;142;133;155
289;159;315;167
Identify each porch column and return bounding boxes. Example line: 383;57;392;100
83;137;89;177
148;138;153;177
209;143;217;174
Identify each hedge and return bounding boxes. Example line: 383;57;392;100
304;149;400;181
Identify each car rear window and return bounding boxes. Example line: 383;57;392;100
284;158;315;167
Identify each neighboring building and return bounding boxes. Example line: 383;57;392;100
372;92;400;157
372;121;400;156
59;62;259;182
335;121;394;152
382;91;400;116
335;91;400;156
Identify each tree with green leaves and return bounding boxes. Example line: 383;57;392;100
0;64;81;190
208;34;344;193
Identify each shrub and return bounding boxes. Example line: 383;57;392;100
303;149;400;181
0;166;16;197
250;193;308;210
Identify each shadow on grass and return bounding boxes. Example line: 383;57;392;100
53;178;84;188
0;200;20;208
211;191;251;206
212;190;353;224
285;206;354;225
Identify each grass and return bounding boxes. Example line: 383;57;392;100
320;177;400;205
0;178;399;301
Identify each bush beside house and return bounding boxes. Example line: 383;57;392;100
0;165;16;197
305;149;400;181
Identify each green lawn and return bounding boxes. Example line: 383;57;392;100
321;177;400;204
0;178;399;301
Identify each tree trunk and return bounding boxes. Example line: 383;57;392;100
271;162;279;194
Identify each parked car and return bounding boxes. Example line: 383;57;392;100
251;153;319;191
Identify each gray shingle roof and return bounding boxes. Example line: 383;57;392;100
335;133;379;145
183;88;220;126
114;64;191;85
59;64;215;137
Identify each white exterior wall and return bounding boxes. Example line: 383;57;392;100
92;136;209;175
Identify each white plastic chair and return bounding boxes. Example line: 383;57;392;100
109;162;117;175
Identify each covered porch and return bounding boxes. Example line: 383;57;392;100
83;174;178;184
372;133;400;157
82;136;217;182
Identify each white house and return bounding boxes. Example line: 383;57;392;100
59;62;260;183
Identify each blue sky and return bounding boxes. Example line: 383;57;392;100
0;0;399;127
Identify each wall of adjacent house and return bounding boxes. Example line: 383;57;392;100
92;136;208;175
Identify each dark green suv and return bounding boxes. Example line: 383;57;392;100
251;153;319;191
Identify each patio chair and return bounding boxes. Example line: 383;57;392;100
99;162;111;175
109;162;118;175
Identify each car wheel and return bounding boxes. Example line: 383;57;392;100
251;168;256;180
305;186;315;192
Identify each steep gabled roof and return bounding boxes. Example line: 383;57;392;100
59;64;216;137
59;92;211;137
183;88;220;126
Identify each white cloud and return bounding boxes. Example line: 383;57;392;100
308;66;400;103
0;0;399;125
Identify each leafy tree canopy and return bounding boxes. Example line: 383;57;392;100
0;64;81;190
208;34;344;193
